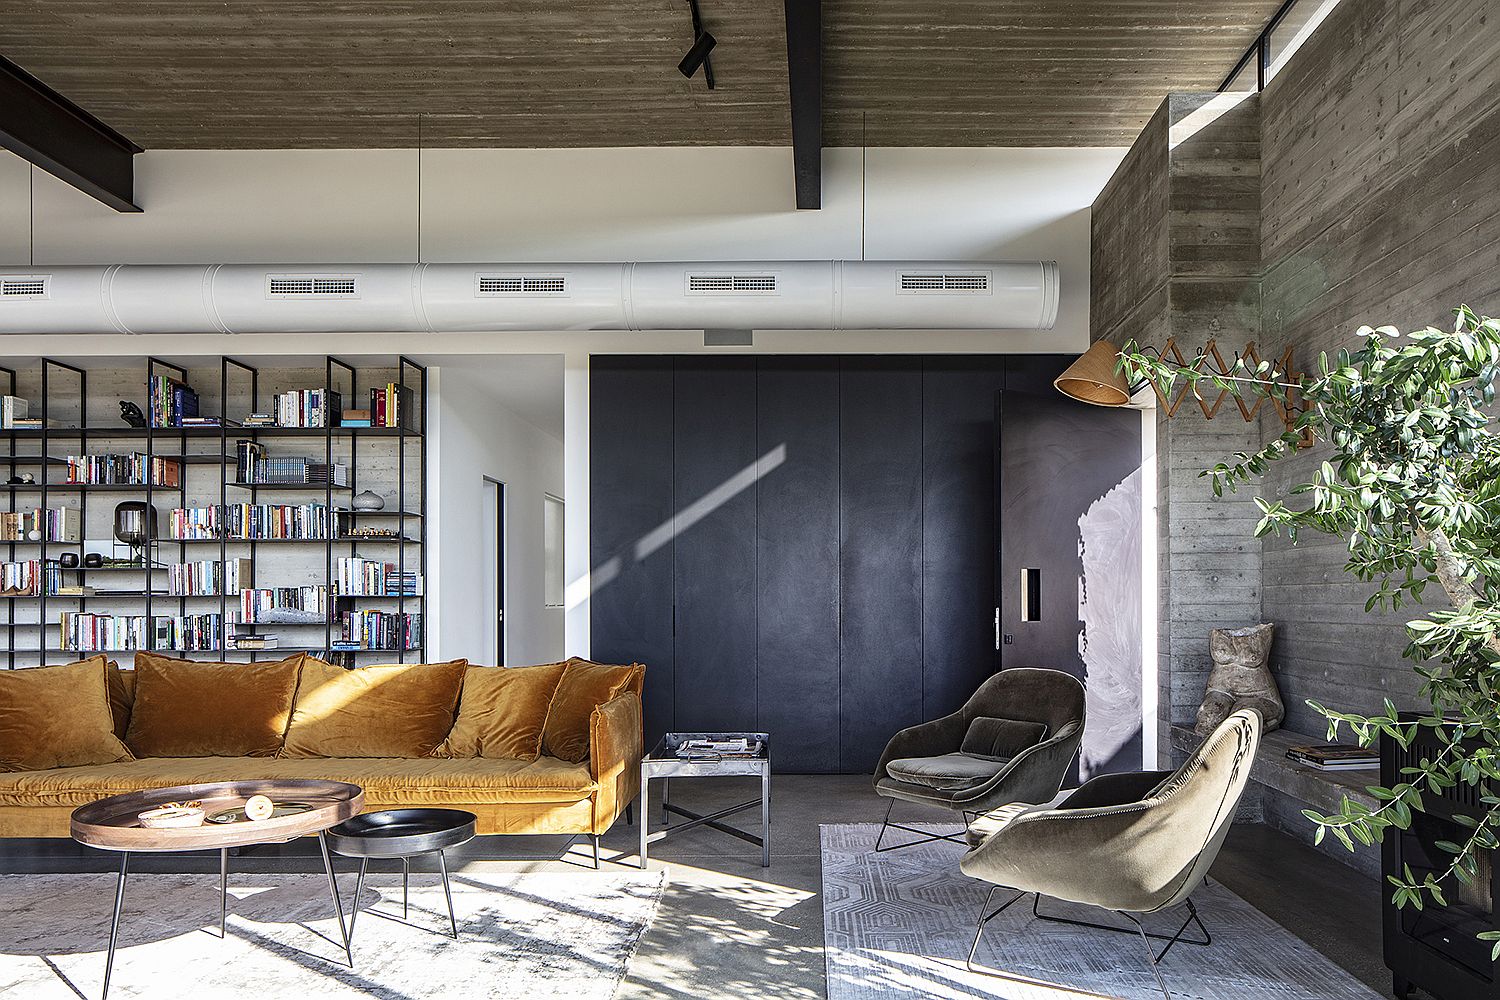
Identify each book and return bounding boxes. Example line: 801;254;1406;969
2;395;29;428
66;453;182;487
371;383;415;430
148;375;200;428
1286;744;1378;770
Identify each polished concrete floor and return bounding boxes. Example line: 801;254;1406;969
0;774;1390;999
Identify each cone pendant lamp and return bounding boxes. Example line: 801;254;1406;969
1054;340;1131;406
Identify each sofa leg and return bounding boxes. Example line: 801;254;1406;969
625;803;634;826
592;835;601;870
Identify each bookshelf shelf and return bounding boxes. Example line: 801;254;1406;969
226;482;353;491
2;355;427;669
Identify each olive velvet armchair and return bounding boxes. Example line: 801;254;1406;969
872;667;1086;851
958;708;1263;999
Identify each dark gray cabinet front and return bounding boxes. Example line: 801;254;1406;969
756;358;842;772
588;357;676;743
671;358;758;735
589;354;1139;775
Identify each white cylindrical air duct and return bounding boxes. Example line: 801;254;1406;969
0;260;1058;335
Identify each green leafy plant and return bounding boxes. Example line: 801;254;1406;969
1119;306;1500;951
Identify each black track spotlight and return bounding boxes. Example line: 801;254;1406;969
678;0;716;89
678;30;717;80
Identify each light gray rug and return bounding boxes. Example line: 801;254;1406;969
1;869;664;1000
822;823;1383;999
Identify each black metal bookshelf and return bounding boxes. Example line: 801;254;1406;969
1;355;426;669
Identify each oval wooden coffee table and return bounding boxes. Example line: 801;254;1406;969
70;779;364;1000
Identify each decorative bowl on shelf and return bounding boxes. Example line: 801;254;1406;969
351;490;385;511
138;802;205;829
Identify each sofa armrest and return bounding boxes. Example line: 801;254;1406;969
873;711;967;788
589;690;644;834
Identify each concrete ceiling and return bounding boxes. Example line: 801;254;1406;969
1;1;1285;149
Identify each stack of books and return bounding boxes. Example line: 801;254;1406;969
0;559;62;597
225;628;279;650
334;556;422;596
1;395;29;428
169;503;330;541
65;453;183;487
148;375;200;428
331;610;422;651
168;558;250;597
1286;743;1379;771
60;612;224;652
234;442;348;486
270;389;342;428
371;383;415;430
0;507;80;542
674;738;764;760
239;585;328;624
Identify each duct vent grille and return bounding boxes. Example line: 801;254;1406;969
686;273;779;294
476;274;568;296
0;276;49;298
898;271;991;293
266;274;361;299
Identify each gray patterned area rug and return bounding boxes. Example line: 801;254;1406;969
822;823;1382;1000
1;869;663;1000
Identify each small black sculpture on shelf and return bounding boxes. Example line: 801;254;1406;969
6;473;34;485
119;400;146;427
59;552;79;568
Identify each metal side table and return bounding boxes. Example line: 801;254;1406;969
639;732;770;868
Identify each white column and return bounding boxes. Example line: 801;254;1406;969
562;349;591;657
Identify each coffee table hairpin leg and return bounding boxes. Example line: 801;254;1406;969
101;851;129;1000
318;831;355;968
348;850;459;940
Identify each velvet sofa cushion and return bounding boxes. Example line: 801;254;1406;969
541;658;645;764
0;656;134;771
436;661;569;761
960;717;1049;761
106;661;131;740
886;752;1008;791
125;652;304;758
282;658;467;759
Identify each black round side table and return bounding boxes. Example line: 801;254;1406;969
326;808;477;940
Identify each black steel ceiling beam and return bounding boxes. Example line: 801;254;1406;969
0;55;142;213
783;0;822;210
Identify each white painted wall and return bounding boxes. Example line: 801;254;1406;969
428;365;565;666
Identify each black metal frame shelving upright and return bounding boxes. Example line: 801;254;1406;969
0;354;427;668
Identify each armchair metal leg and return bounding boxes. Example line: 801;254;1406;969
1031;893;1210;959
873;798;975;853
964;885;1185;1000
1123;911;1173;1000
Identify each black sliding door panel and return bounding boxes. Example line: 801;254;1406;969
999;383;1143;779
921;357;1008;719
839;358;925;773
756;358;841;772
672;357;759;734
589;357;676;744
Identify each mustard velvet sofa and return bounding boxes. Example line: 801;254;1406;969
0;657;643;845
